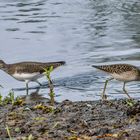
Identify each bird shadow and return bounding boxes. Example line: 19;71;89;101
20;87;50;104
12;82;49;91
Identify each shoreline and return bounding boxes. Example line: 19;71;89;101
0;97;140;140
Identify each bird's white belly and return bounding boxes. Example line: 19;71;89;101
111;72;137;82
12;72;44;81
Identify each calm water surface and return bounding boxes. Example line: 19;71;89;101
0;0;140;101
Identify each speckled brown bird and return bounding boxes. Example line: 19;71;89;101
92;64;140;99
0;60;65;94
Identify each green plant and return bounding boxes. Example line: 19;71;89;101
0;94;3;105
125;99;136;107
0;85;3;105
3;90;15;105
8;90;15;105
3;92;14;105
5;125;13;140
44;66;55;106
1;90;24;106
27;134;34;140
22;134;34;140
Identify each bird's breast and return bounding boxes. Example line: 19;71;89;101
111;71;138;82
12;72;44;81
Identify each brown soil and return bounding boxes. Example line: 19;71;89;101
0;98;140;140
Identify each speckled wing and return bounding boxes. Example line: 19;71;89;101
7;61;65;74
92;64;139;74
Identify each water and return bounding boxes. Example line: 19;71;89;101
0;0;140;101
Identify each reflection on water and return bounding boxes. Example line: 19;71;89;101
0;0;140;101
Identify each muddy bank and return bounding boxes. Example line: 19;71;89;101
0;98;140;140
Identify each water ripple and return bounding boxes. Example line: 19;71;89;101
18;19;47;23
0;0;140;101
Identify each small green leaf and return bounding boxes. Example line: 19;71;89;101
28;134;34;140
49;66;54;72
15;127;20;133
126;99;136;107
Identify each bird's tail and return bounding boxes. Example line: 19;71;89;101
46;61;66;69
54;61;66;66
57;61;66;65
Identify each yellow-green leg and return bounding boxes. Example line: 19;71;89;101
102;78;114;100
26;82;29;95
122;82;132;99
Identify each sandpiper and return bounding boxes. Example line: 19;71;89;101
0;60;65;94
92;64;140;99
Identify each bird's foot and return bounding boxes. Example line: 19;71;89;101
36;81;43;87
101;93;108;101
123;89;132;99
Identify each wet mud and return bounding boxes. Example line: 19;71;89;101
0;98;140;140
